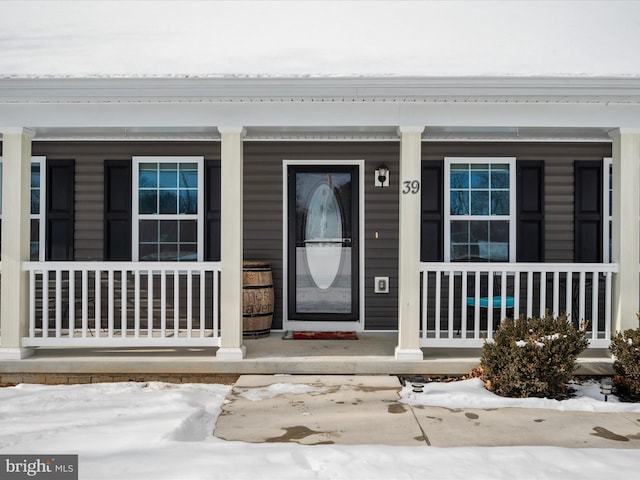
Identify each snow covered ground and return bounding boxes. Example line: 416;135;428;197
1;379;640;480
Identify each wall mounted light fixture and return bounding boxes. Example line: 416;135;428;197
375;164;389;187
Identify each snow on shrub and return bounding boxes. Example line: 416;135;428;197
609;315;640;400
478;313;588;398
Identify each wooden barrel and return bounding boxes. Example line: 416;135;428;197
243;261;274;338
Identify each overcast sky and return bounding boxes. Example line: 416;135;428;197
2;0;640;77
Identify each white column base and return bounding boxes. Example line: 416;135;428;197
216;346;246;360
394;346;423;361
0;347;35;360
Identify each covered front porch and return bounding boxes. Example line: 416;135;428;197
1;77;640;367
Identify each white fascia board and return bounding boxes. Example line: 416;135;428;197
1;76;640;104
3;101;640;132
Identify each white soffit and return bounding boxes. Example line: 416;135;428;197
20;126;614;142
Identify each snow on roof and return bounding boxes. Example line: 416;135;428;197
2;0;640;78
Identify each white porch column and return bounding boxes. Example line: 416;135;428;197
611;128;640;332
0;127;35;359
395;126;425;361
216;127;246;359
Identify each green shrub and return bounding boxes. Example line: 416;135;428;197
479;313;589;398
609;317;640;399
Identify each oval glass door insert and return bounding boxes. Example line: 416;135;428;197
304;183;343;289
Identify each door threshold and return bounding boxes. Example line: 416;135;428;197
283;320;362;332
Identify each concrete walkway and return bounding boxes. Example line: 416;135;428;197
214;375;640;448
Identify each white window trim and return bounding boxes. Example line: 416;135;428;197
32;156;46;262
604;157;612;263
0;155;46;261
444;157;517;262
132;156;204;262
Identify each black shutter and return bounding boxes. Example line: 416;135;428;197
574;161;603;262
516;160;545;262
104;160;132;260
46;159;74;261
205;160;221;261
421;160;444;261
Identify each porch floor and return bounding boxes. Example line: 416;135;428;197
0;332;614;383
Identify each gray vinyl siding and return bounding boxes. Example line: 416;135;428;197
422;142;612;263
32;142;222;260
27;140;611;332
32;141;400;330
243;142;400;330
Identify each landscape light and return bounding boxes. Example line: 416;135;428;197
600;378;613;402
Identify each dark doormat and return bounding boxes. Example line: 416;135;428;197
282;331;358;340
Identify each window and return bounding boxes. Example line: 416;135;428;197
445;157;516;262
0;156;45;261
132;157;204;261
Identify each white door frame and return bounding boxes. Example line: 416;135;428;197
282;160;365;332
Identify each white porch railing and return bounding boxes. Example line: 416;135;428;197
22;262;221;347
420;262;618;348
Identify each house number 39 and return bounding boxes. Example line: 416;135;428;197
402;180;420;194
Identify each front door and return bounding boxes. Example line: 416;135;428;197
285;162;362;329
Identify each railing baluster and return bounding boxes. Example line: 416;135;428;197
42;269;49;338
422;270;428;339
200;270;206;338
487;271;494;339
55;270;62;338
539;271;546;317
474;270;480;340
147;272;153;338
213;270;219;338
187;270;193;335
526;271;533;318
95;269;101;337
552;271;559;317
29;270;36;338
134;270;140;338
160;270;167;338
591;272;599;341
447;268;454;339
69;270;75;339
434;271;441;339
121;270;127;339
82;270;88;337
108;270;114;338
566;271;572;320
605;271;612;341
500;270;507;321
578;271;586;326
460;270;467;339
174;271;180;339
513;271;520;318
